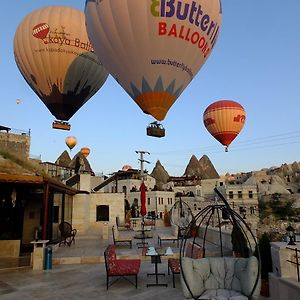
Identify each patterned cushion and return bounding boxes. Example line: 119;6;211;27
106;245;117;269
109;259;141;275
105;245;141;276
168;258;180;273
168;243;204;274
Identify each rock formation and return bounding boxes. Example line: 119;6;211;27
183;154;219;179
151;160;169;188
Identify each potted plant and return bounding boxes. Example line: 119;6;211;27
163;205;171;227
189;217;198;238
231;221;249;257
254;232;273;297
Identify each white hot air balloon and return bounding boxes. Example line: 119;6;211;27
85;0;222;136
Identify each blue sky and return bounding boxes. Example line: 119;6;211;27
1;0;300;176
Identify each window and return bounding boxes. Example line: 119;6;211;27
250;206;255;214
238;191;242;199
161;198;164;205
229;191;234;199
219;182;224;186
53;206;59;223
96;205;109;222
122;186;127;196
248;191;253;199
147;197;150;206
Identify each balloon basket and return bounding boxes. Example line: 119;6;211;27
146;122;165;138
52;121;71;131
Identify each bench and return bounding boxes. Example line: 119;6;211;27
168;242;204;288
112;225;132;248
104;245;141;289
58;221;77;247
158;224;179;246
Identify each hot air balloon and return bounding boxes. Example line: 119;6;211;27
85;0;222;137
65;136;77;151
203;100;246;151
80;147;90;158
14;6;109;130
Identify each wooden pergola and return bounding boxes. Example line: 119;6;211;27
0;174;77;240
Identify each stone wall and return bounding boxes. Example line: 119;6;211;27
72;192;124;237
0;132;30;158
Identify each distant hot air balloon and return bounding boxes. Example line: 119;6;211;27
80;147;90;158
85;0;222;137
122;165;132;172
203;100;246;151
65;136;77;150
14;6;109;130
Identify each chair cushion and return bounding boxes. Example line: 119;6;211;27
108;259;140;275
180;256;260;300
106;245;117;269
168;258;180;273
199;289;247;300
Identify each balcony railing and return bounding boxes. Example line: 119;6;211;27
286;246;300;282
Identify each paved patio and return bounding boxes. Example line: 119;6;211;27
0;225;269;299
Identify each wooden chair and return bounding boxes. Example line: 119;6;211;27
158;224;179;247
168;242;204;288
104;245;141;289
112;225;132;248
116;216;130;231
58;221;77;247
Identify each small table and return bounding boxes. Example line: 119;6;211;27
146;248;172;287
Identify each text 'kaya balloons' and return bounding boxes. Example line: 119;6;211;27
65;136;77;150
203;100;246;151
14;6;109;130
85;0;222;122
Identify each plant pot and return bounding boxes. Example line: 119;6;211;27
260;278;269;297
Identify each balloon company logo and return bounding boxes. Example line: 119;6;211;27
204;114;245;127
233;114;246;123
32;24;94;52
150;0;221;58
204;118;215;126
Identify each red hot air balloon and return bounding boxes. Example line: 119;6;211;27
203;100;246;151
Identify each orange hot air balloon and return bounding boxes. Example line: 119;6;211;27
65;136;77;150
80;147;90;158
203;100;246;151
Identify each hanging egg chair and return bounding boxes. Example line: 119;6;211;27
179;188;261;300
170;197;193;237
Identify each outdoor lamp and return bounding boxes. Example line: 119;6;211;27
286;224;296;245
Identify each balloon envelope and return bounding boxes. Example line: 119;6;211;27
203;100;246;149
14;6;108;122
85;0;222;121
80;147;90;158
65;136;77;150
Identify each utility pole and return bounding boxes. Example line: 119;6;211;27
135;150;150;182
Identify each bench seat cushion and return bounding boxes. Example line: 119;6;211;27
168;258;180;273
109;259;141;275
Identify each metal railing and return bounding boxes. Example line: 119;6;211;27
286;246;300;282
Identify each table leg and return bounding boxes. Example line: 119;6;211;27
147;256;168;287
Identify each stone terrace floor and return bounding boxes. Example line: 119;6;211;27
0;224;269;299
